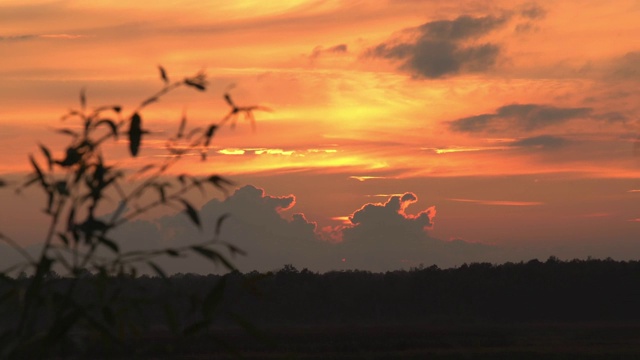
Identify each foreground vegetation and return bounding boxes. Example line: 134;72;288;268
0;67;258;358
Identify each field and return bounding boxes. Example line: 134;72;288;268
116;323;640;359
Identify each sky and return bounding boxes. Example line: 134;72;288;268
0;0;639;273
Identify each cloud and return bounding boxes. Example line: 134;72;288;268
337;192;436;268
514;2;546;33
344;192;434;239
309;43;348;60
109;185;324;274
508;135;568;149
164;185;323;271
519;3;547;20
367;14;508;78
0;34;36;41
334;193;504;269
416;15;509;41
447;198;543;206
0;34;85;41
609;51;640;80
349;176;386;181
449;103;592;133
107;187;507;272
0;186;521;273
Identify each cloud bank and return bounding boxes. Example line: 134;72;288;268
103;185;498;273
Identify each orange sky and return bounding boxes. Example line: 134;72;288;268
0;0;639;271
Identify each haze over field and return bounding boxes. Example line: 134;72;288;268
1;0;639;272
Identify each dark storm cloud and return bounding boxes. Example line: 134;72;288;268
368;14;508;78
449;104;592;133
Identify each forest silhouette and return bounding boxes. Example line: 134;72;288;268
3;258;640;358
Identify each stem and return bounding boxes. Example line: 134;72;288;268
0;233;35;264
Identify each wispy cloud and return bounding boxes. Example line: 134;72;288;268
508;135;568;149
0;33;86;41
349;176;386;181
448;198;543;206
331;216;351;224
449;104;592;133
421;146;507;154
366;193;406;198
309;43;348;61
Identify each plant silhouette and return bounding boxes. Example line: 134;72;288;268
220;87;271;132
0;66;262;358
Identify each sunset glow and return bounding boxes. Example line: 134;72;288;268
1;0;639;270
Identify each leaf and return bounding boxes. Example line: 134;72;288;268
54;128;79;137
95;118;118;139
141;97;158;107
191;246;235;270
225;242;247;257
177;174;187;185
54;180;69;196
177;111;187;138
128;113;143;157
202;276;227;319
67;206;76;232
147;261;167;280
29;155;46;187
45;189;54;214
207;175;234;196
207;175;233;187
57;233;70;246
184;79;206;91
180;199;201;229
21;174;39;188
98;236;119;253
155;184;166;203
158;65;169;84
61;110;82;121
80;88;86;110
192;178;205;196
204;125;217;147
186;127;203;140
38;144;53;170
56;147;82;167
215;213;230;236
224;93;234;107
165;249;180;257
